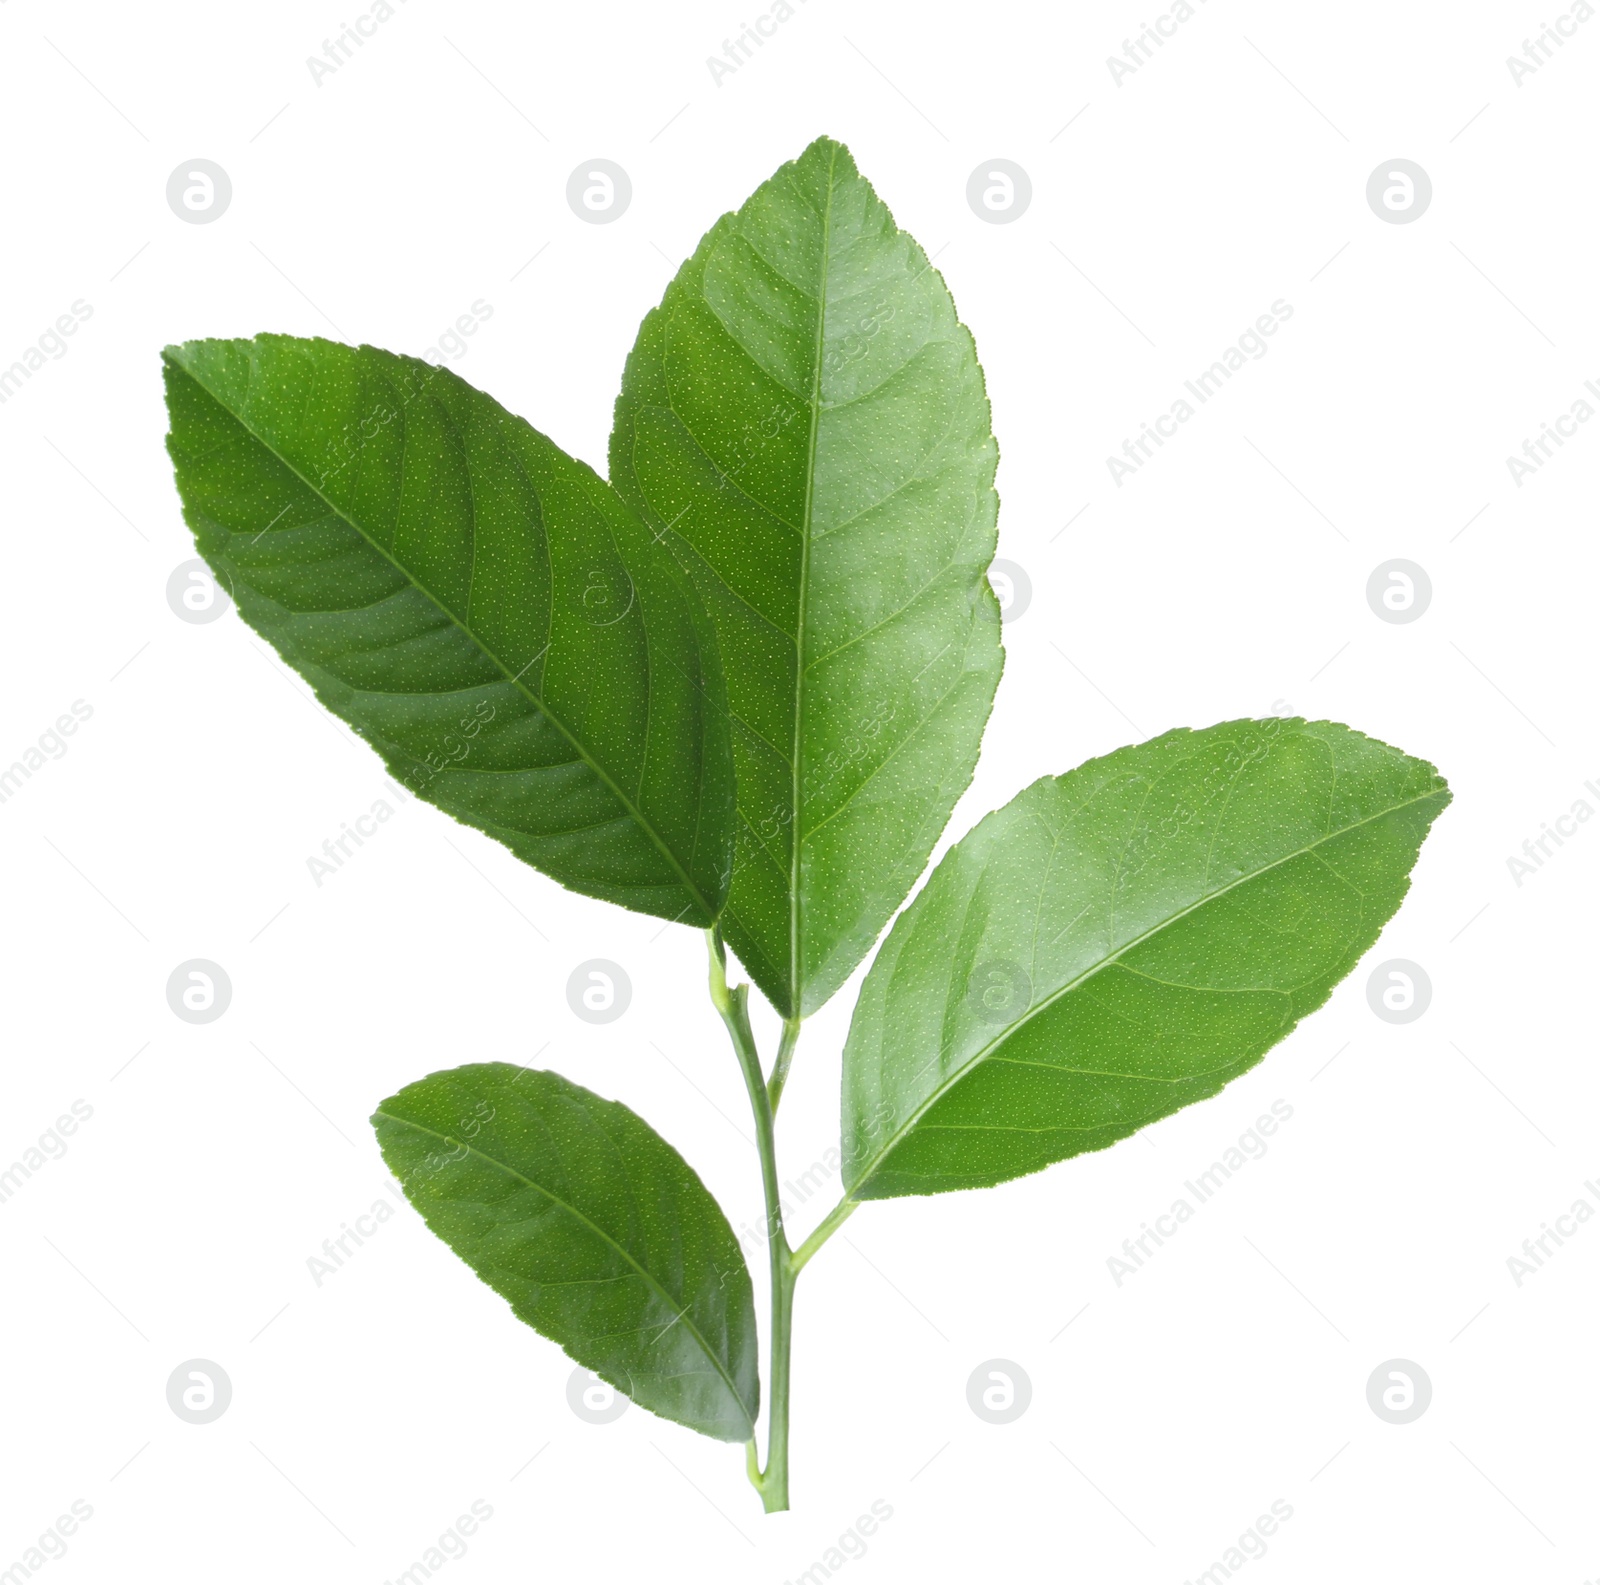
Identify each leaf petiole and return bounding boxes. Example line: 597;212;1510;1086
789;1196;858;1274
767;1016;803;1112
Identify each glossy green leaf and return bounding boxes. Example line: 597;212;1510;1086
842;718;1451;1199
373;1063;759;1441
163;335;734;927
610;135;1004;1017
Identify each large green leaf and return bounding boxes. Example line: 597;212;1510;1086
163;336;734;927
609;135;1004;1017
374;1063;759;1441
842;718;1451;1199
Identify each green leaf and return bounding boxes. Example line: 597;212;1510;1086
842;718;1451;1199
163;335;734;928
373;1062;759;1442
610;135;1004;1017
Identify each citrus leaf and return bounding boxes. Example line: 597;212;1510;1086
374;1063;759;1442
610;135;1003;1016
163;335;734;927
842;719;1451;1199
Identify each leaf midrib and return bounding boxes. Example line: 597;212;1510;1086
846;782;1448;1195
167;350;718;923
789;142;840;1010
375;1106;756;1432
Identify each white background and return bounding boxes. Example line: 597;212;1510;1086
2;1;1597;1581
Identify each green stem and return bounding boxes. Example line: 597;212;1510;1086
767;1016;803;1112
761;1245;796;1511
708;930;795;1512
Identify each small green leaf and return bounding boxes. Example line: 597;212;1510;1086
842;718;1451;1199
163;335;734;927
610;135;1004;1017
374;1063;759;1442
